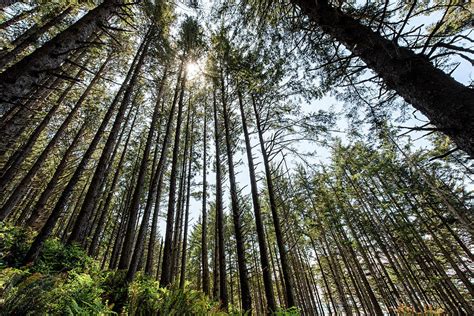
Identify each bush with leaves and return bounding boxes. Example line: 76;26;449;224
0;223;32;267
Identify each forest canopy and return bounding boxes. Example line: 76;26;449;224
0;0;472;314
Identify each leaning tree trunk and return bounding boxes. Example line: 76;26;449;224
0;56;110;220
291;0;474;157
237;88;276;312
0;0;122;154
125;68;168;281
0;6;72;69
252;94;296;308
68;34;150;245
0;6;38;31
220;72;252;312
21;44;139;264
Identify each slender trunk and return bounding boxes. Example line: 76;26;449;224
237;88;276;312
68;34;150;245
292;0;474;156
159;60;187;286
220;72;252;312
25;119;87;229
143;65;183;276
252;94;295;308
124;68;168;280
88;106;138;257
0;6;38;31
21;46;138;264
179;116;194;288
201;104;210;295
212;87;228;309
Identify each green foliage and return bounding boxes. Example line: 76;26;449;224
0;224;32;268
32;238;93;274
0;226;230;315
275;306;301;315
127;277;221;315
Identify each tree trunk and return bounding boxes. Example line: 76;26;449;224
68;34;150;245
212;87;228;309
237;88;276;312
88;105;138;257
179;115;195;288
0;0;120;106
0;6;38;31
220;72;252;312
0;56;110;220
0;7;72;69
291;0;474;157
200;103;210;295
252;94;296;308
159;60;187;286
125;68;168;280
21;46;138;264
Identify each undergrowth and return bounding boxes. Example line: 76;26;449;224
0;224;299;315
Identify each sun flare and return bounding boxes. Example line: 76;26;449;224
186;61;201;79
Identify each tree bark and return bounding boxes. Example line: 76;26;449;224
0;56;110;220
0;0;121;106
237;88;276;312
200;103;210;295
212;87;228;309
220;71;252;312
0;7;72;69
159;60;187;286
252;94;296;308
125;68;168;281
68;34;150;245
291;0;474;157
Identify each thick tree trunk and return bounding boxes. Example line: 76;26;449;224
292;0;474;157
0;60;87;190
220;72;252;312
237;88;276;312
0;7;72;69
0;0;121;105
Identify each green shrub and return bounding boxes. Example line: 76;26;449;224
127;277;222;315
33;238;93;274
0;224;32;268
